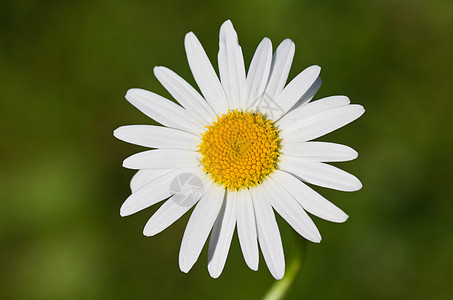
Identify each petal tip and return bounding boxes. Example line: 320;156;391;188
310;64;321;71
113;128;121;139
125;88;145;104
121;158;131;169
356;178;363;190
153;65;164;74
120;205;131;217
179;261;192;274
348;179;363;192
208;266;221;279
304;65;321;78
124;89;133;100
143;227;155;237
273;272;285;280
351;149;359;160
185;31;196;42
262;37;271;44
221;19;233;27
248;262;259;271
126;88;141;96
340;214;350;223
281;38;294;46
307;231;322;243
357;182;363;190
353;104;366;117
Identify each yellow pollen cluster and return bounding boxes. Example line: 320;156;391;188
198;110;281;190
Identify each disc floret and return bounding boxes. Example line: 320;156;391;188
198;110;281;190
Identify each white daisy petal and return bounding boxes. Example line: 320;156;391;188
185;32;229;115
143;196;195;237
120;167;198;216
282;104;365;142
143;188;204;236
236;189;259;271
272;170;348;223
251;185;285;280
279;156;362;192
143;169;210;236
208;191;237;278
179;186;225;273
263;39;295;101
123;149;200;170
294;76;322;109
125;88;203;134
262;178;321;242
281;141;358;162
270;65;321;120
130;169;173;193
114;125;200;150
154;66;217;124
277;95;351;131
245;38;272;111
218;20;246;110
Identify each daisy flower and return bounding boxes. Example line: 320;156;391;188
114;20;364;280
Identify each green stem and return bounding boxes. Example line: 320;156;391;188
262;238;307;300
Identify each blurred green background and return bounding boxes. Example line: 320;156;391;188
1;0;452;299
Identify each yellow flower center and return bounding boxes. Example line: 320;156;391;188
198;110;281;190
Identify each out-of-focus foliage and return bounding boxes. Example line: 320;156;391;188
1;0;452;299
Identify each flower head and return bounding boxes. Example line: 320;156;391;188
114;20;364;279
